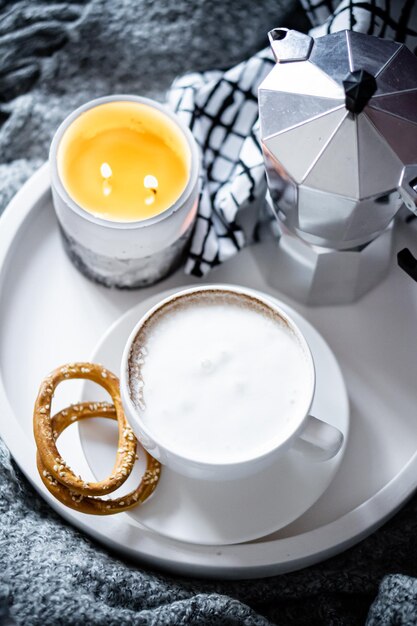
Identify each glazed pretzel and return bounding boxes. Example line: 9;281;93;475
33;363;161;515
36;401;161;514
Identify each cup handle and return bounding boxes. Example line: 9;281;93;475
292;415;344;461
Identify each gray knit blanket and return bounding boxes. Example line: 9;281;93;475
2;1;417;624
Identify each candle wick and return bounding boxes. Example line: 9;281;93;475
144;175;158;193
101;162;112;180
144;174;158;205
101;162;112;197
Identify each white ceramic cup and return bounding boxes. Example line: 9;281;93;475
120;285;344;480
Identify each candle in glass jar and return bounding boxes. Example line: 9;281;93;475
57;101;190;222
50;96;200;289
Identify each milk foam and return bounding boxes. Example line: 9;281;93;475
128;292;313;464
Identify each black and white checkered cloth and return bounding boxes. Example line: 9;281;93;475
168;0;417;277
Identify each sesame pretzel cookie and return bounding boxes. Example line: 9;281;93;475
33;363;161;515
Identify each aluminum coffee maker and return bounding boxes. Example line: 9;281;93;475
258;29;417;305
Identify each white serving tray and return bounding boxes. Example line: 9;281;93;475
0;163;416;579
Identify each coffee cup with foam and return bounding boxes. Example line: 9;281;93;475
120;285;343;480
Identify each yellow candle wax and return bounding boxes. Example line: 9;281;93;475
57;101;191;222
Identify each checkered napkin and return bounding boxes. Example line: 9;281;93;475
168;0;417;278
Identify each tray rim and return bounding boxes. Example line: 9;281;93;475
0;162;415;579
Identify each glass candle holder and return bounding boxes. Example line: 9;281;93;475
50;95;200;288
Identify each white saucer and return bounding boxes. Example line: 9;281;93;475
79;288;349;546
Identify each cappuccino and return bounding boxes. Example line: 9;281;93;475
127;290;313;465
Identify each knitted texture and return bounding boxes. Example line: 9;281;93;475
3;430;417;626
2;1;417;625
367;575;417;625
0;0;303;212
